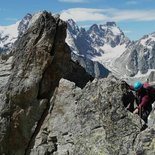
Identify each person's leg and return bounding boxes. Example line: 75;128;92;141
141;111;148;124
140;110;150;131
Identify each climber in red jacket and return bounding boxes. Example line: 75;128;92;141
131;81;152;127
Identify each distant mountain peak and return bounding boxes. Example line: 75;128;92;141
0;13;32;53
23;13;32;20
67;19;76;25
105;21;116;27
18;13;32;36
89;24;99;32
67;19;80;36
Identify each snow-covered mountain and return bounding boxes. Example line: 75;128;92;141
0;22;19;53
0;13;32;53
114;32;155;80
66;19;131;78
67;19;130;57
66;19;155;81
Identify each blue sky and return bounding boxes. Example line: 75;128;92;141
1;0;155;41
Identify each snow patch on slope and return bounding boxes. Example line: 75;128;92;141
140;33;155;49
0;22;19;48
134;69;155;78
92;44;127;65
66;29;80;55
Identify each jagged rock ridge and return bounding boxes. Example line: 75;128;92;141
0;11;93;155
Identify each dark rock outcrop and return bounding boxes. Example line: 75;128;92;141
0;11;93;155
71;52;110;78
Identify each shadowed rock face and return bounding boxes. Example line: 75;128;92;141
0;11;155;155
0;11;93;155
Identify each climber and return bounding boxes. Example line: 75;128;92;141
131;81;154;128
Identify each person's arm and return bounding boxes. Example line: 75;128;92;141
126;103;131;110
129;85;134;91
137;95;149;109
133;95;149;114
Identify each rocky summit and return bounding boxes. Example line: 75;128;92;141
0;11;155;155
0;11;92;155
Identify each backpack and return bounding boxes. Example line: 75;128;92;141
143;83;155;103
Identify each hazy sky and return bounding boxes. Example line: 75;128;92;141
1;0;155;40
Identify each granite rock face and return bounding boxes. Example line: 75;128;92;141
0;56;13;92
0;11;92;155
28;78;155;155
0;11;155;155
